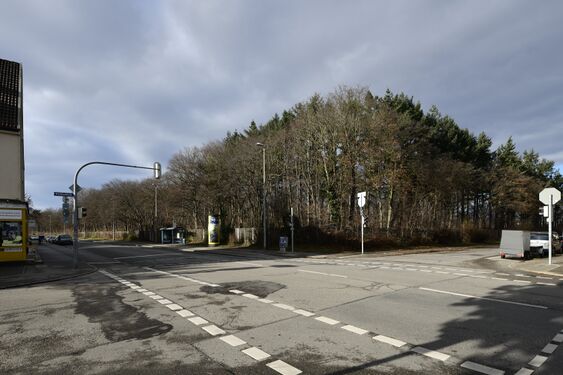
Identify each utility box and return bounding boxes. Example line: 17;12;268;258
499;230;530;260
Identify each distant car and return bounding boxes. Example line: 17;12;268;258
530;232;562;257
53;234;73;246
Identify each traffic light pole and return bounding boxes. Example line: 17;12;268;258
72;161;161;268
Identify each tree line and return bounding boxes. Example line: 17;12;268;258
33;86;563;247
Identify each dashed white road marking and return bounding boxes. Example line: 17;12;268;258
235;261;265;267
341;325;368;335
176;309;195;318
143;291;155;296
419;287;548;309
242;347;271;361
537;282;556;286
166;303;183;311
220;334;247;347
298;269;348;278
266;359;303;375
553;333;563;343
157;299;173;305
315;316;340;325
293;309;315;317
514;369;534;375
373;335;406;348
188;316;208;326
541;343;558;354
528;354;548;367
258;298;274;304
243;293;260;299
229;289;244;294
273;303;295;311
202;324;226;336
411;346;450;362
149;295;163;300
460;361;505;375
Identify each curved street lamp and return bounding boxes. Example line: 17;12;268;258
71;161;161;268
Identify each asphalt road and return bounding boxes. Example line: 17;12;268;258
1;243;562;375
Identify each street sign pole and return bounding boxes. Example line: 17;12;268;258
539;187;561;266
290;207;294;253
357;191;366;255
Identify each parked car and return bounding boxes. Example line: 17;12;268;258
530;232;562;257
53;234;73;246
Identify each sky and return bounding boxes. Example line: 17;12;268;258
1;0;562;209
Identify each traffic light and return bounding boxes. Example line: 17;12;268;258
78;207;87;219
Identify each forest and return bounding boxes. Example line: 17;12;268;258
33;86;563;248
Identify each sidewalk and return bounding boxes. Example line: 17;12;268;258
509;254;563;277
0;245;96;289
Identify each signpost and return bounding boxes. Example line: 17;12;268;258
54;192;74;197
539;187;561;265
357;191;366;255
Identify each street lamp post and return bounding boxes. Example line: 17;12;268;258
72;161;161;268
256;143;266;249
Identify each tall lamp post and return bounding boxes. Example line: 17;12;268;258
72;161;161;268
256;143;266;249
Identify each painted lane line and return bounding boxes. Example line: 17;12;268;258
460;361;504;375
411;346;450;362
229;289;244;294
536;276;553;280
496;273;510;276
266;359;303;375
136;288;148;292
373;335;406;348
242;347;271;361
157;299;173;305
143;291;155;296
298;269;348;278
202;324;226;336
514;280;532;284
405;268;417;271
514;369;534;375
293;309;315;317
341;325;368;335
435;271;450;274
491;277;509;281
469;275;487;279
515;274;531;278
149;295;164;300
220;335;247;347
536;282;556;286
419;287;548;309
420;269;433;273
130;285;140;289
541;343;558;354
166;303;183;311
242;293;260;299
315;316;340;325
528;354;548;367
553;333;563;343
273;303;295;311
258;298;274;304
176;309;195;318
188;317;208;326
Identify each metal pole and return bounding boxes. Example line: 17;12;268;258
71;161;161;268
549;197;553;265
291;207;294;253
361;209;364;255
262;147;266;250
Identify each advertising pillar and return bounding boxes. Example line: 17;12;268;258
208;214;220;246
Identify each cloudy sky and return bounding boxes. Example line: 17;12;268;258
1;0;562;209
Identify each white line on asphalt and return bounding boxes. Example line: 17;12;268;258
149;295;163;300
491;277;509;281
143;291;155;296
541;343;558;354
528;355;548;367
243;293;260;299
242;347;271;361
158;299;173;305
435;271;450;274
514;280;532;284
373;335;406;348
515;274;531;278
536;276;553;280
460;361;505;375
258;298;274;304
420;269;432;273
188;317;208;326
176;309;195;318
202;325;226;336
514;369;534;375
553;333;563;343
229;289;244;294
496;273;510;276
266;359;303;375
166;304;183;311
315;316;340;325
419;287;548;309
537;282;556;286
411;346;450;362
115;253;182;259
220;334;246;347
136;288;148;292
293;309;315;317
298;269;348;278
341;325;368;335
273;303;295;311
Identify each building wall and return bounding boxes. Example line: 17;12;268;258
0;132;24;200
